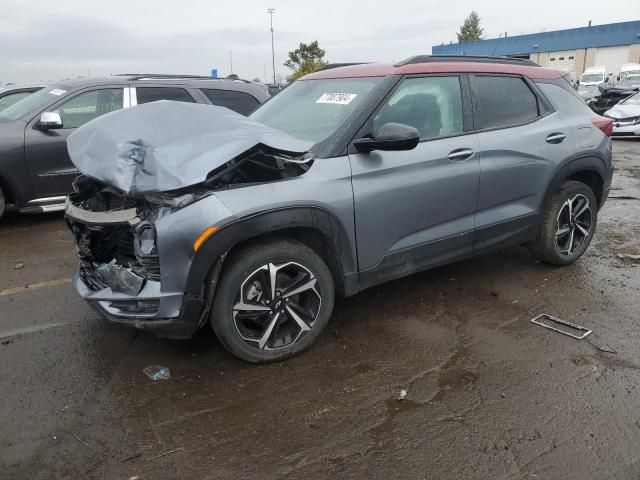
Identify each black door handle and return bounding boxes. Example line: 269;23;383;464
447;148;475;161
546;132;566;144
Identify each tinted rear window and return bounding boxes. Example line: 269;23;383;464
474;76;539;129
136;87;195;105
201;89;260;115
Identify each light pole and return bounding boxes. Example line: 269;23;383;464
267;8;276;85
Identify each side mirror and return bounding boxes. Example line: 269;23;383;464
353;123;420;153
38;111;63;130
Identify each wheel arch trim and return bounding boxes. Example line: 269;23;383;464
183;206;358;300
542;154;610;210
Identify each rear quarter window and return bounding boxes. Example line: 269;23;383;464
473;75;540;129
536;82;594;116
136;87;196;105
201;89;260;116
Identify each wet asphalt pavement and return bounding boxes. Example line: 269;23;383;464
1;141;640;480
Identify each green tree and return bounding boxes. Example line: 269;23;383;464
457;11;484;43
284;41;328;81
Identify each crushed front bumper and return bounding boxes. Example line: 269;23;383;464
73;271;202;338
66;196;204;338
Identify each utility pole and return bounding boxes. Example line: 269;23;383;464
229;51;234;74
267;8;276;84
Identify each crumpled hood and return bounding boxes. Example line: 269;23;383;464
605;103;640;119
66;101;313;194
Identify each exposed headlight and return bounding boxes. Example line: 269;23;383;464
143;191;210;208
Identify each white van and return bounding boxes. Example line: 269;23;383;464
619;64;640;83
580;67;607;86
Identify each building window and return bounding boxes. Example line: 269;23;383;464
559;57;565;60
568;56;574;60
550;58;556;61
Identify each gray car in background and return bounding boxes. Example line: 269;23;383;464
0;84;43;111
65;56;614;362
0;75;269;218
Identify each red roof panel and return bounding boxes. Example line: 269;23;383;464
302;61;563;81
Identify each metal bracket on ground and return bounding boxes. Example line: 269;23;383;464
530;313;593;340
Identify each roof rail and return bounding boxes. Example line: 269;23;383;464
115;73;253;82
395;55;539;67
319;62;370;71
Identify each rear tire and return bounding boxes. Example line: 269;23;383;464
530;180;597;266
211;239;335;363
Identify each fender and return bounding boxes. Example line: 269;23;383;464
183;206;359;300
542;154;611;209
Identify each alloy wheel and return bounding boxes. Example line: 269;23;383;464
555;194;593;256
232;262;322;350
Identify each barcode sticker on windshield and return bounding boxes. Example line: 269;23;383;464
49;89;67;96
316;93;357;105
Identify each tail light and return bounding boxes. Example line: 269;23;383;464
592;116;613;137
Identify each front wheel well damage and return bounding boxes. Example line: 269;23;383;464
214;228;348;297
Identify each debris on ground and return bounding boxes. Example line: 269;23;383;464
72;432;91;449
13;262;24;270
146;447;185;461
398;389;408;401
616;253;640;262
122;452;142;463
597;344;618;354
143;365;171;381
530;314;593;340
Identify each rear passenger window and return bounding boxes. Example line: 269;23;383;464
474;76;539;129
136;87;195;105
373;76;463;140
201;89;260;116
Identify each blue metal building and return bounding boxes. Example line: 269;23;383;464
432;21;640;79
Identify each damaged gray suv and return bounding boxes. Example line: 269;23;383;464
66;56;614;362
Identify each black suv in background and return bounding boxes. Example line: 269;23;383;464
0;75;270;219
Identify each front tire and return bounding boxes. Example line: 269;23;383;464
211;239;335;363
530;180;597;266
0;188;5;220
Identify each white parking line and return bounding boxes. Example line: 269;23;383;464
0;278;72;297
0;322;69;340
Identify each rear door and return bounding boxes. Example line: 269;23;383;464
349;75;480;288
470;74;572;254
24;86;126;198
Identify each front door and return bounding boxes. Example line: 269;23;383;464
24;87;126;198
349;75;480;288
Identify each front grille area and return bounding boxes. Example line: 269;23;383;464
69;221;161;291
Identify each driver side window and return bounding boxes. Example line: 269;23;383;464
373;76;463;140
54;88;123;129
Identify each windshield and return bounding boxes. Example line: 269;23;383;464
620;71;640;82
581;73;603;83
621;92;640;105
0;85;67;121
250;77;382;144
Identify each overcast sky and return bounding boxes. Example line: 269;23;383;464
1;0;637;84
